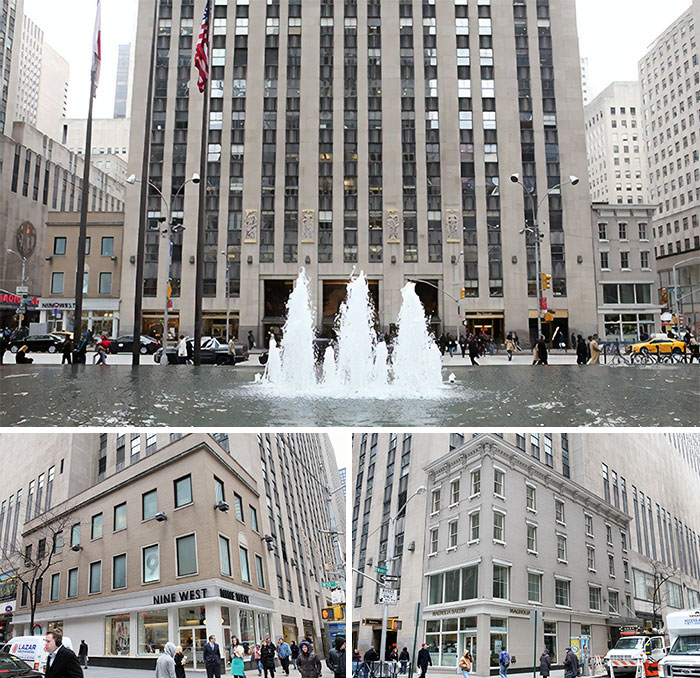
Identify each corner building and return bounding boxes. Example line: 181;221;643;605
351;433;700;675
121;0;596;346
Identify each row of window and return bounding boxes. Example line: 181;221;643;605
50;271;113;296
599;251;651;272
53;236;115;257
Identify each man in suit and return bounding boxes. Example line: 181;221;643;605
44;628;83;678
203;634;223;678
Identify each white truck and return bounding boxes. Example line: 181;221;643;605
605;632;668;676
658;610;700;678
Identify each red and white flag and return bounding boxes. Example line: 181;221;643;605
92;0;102;94
194;0;210;93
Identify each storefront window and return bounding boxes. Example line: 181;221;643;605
424;618;469;667
489;618;507;666
257;612;271;641
222;606;231;627
179;606;206;627
543;621;557;659
240;609;255;647
138;609;169;654
105;613;131;655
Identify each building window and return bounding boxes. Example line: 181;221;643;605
492;564;509;599
142;489;158;520
623;560;630;581
600;251;609;269
619;222;628;239
589;586;601;611
429;527;438;554
51;272;65;295
431;489;441;513
489;618;508;667
113;554;127;589
101;236;115;256
528;572;541;602
493;469;505;497
543;434;553;467
233;493;244;521
130;434;141;461
620;251;630;269
621;530;627;551
606;523;613;545
146;432;157;455
138;609;167;655
239;545;251;583
255;554;265;588
585;514;593;537
587;546;596;571
555;579;570;607
609;554;616;577
113;503;127;532
530;433;540;459
99;271;112;295
557;535;567;562
249;506;259;532
667;582;683;608
493;511;505;543
214;477;225;504
89;561;102;594
71;523;81;547
450;479;460;505
176;534;197;576
54;237;67;255
67;567;78;598
609;590;619;614
174;475;193;508
598;223;607;240
448;520;458;548
640;251;650;269
527;524;537;553
50;573;60;601
555;499;565;524
470;469;481;496
526;485;536;511
91;513;103;540
469;512;480;542
219;535;232;576
143;544;160;583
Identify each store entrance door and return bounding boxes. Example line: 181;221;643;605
459;634;477;673
179;628;208;669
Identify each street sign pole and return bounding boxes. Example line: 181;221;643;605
411;602;420;677
533;611;538;678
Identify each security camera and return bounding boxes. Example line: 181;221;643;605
155;512;167;522
71;544;82;552
215;501;230;512
509;173;520;183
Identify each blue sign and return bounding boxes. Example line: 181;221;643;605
4;605;12;613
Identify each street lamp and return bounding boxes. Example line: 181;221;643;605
127;172;200;364
7;248;28;326
221;250;231;343
670;256;700;336
379;485;427;668
509;173;579;342
452;250;465;342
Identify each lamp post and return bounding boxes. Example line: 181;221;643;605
509;173;579;342
221;250;231;343
379;485;427;669
452;250;465;342
670;256;700;336
7;248;28;326
126;173;199;364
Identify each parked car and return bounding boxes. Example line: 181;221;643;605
9;334;65;354
628;336;686;355
0;654;43;677
109;334;162;355
153;336;249;365
258;337;332;365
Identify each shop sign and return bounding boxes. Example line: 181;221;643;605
432;607;468;616
153;587;208;605
0;291;40;307
39;300;75;310
220;588;250;604
510;608;531;616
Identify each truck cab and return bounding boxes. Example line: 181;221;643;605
605;632;668;676
658;610;700;678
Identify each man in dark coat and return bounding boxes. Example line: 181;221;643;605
326;635;345;678
564;648;580;678
78;640;88;669
261;637;277;678
468;337;480;366
576;335;587;365
540;649;552;678
417;643;432;678
44;629;83;678
203;635;223;678
536;334;548;365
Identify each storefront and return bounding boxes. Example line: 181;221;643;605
37;299;120;337
0;290;40;329
463;312;505;343
12;580;275;669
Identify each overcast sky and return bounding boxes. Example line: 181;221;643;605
23;0;693;120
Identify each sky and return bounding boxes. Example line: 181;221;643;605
328;431;350;471
23;0;694;120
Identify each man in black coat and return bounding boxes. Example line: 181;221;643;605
78;640;88;669
44;629;83;678
326;635;346;678
203;635;223;678
417;643;432;678
564;648;580;678
261;637;277;678
539;649;552;678
536;334;548;365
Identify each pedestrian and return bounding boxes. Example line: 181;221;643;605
62;336;73;364
513;332;521;350
399;648;410;675
248;330;256;350
297;641;321;678
585;335;592;362
437;334;446;356
353;649;361;678
203;635;222;678
570;332;576;350
416;643;432;678
174;646;187;678
564;648;580;678
177;335;188;364
44;628;83;678
498;647;511;678
155;642;177;678
228;336;238;361
576;335;587;365
78;640;89;669
229;638;244;678
0;332;6;365
388;647;398;662
540;649;551;678
447;334;456;358
468;336;480;366
536;334;548;365
326;635;346;678
16;345;33;364
261;637;277;678
588;334;601;365
363;647;378;678
277;637;291;675
688;334;700;363
290;642;299;670
459;650;473;678
505;334;515;362
459;335;467;358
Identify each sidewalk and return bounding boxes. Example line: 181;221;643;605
83;665;336;677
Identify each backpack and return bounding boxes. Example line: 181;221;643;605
501;652;511;668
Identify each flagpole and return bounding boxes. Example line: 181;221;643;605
131;0;159;366
193;0;210;366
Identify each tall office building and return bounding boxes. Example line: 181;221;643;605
580;56;589;105
0;0;23;135
121;0;596;346
584;82;650;205
352;432;700;671
638;0;700;331
114;43;132;118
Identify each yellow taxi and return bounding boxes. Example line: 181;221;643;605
628;336;686;355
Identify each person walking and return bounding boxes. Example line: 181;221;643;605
363;647;378;678
564;648;580;678
416;643;432;678
277;638;291;676
688;334;700;363
498;647;511;678
468;336;480;366
261;637;277;678
459;335;467;359
62;336;73;365
398;648;410;675
248;330;256;350
174;646;187;678
540;649;551;678
447;334;456;358
588;335;601;365
535;334;548;365
326;635;345;678
155;642;177;678
458;650;473;678
505;334;515;362
203;635;223;678
177;335;189;364
290;642;299;671
78;640;89;669
229;638;245;678
297;641;321;678
576;335;587;365
44;629;83;678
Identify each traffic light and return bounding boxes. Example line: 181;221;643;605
541;273;552;290
387;619;402;631
460;288;466;299
660;287;668;306
321;606;345;621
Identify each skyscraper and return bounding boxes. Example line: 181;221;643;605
0;0;23;135
114;43;132;119
122;0;596;347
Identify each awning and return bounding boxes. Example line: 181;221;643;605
528;309;569;318
464;312;505;319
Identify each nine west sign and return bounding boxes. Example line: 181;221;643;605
154;588;208;605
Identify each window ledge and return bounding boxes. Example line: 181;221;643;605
493;493;506;501
588;568;597;573
557;559;568;565
430;511;439;517
467;538;480;546
469;493;481;500
526;507;537;514
527;549;538;556
585;533;594;539
448;502;459;509
446;546;458;553
493;539;506;546
555;604;572;610
428;551;437;558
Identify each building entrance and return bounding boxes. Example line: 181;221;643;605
458;634;477;673
179;627;207;669
370;629;397;660
414;280;440;334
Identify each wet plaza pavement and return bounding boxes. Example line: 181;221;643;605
1;364;697;427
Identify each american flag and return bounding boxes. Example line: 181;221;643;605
92;0;101;94
194;0;210;93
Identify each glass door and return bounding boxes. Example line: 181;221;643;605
179;628;208;669
458;634;477;673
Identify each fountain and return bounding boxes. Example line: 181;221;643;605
261;268;445;397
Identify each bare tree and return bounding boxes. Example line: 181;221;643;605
0;508;73;632
649;560;679;630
